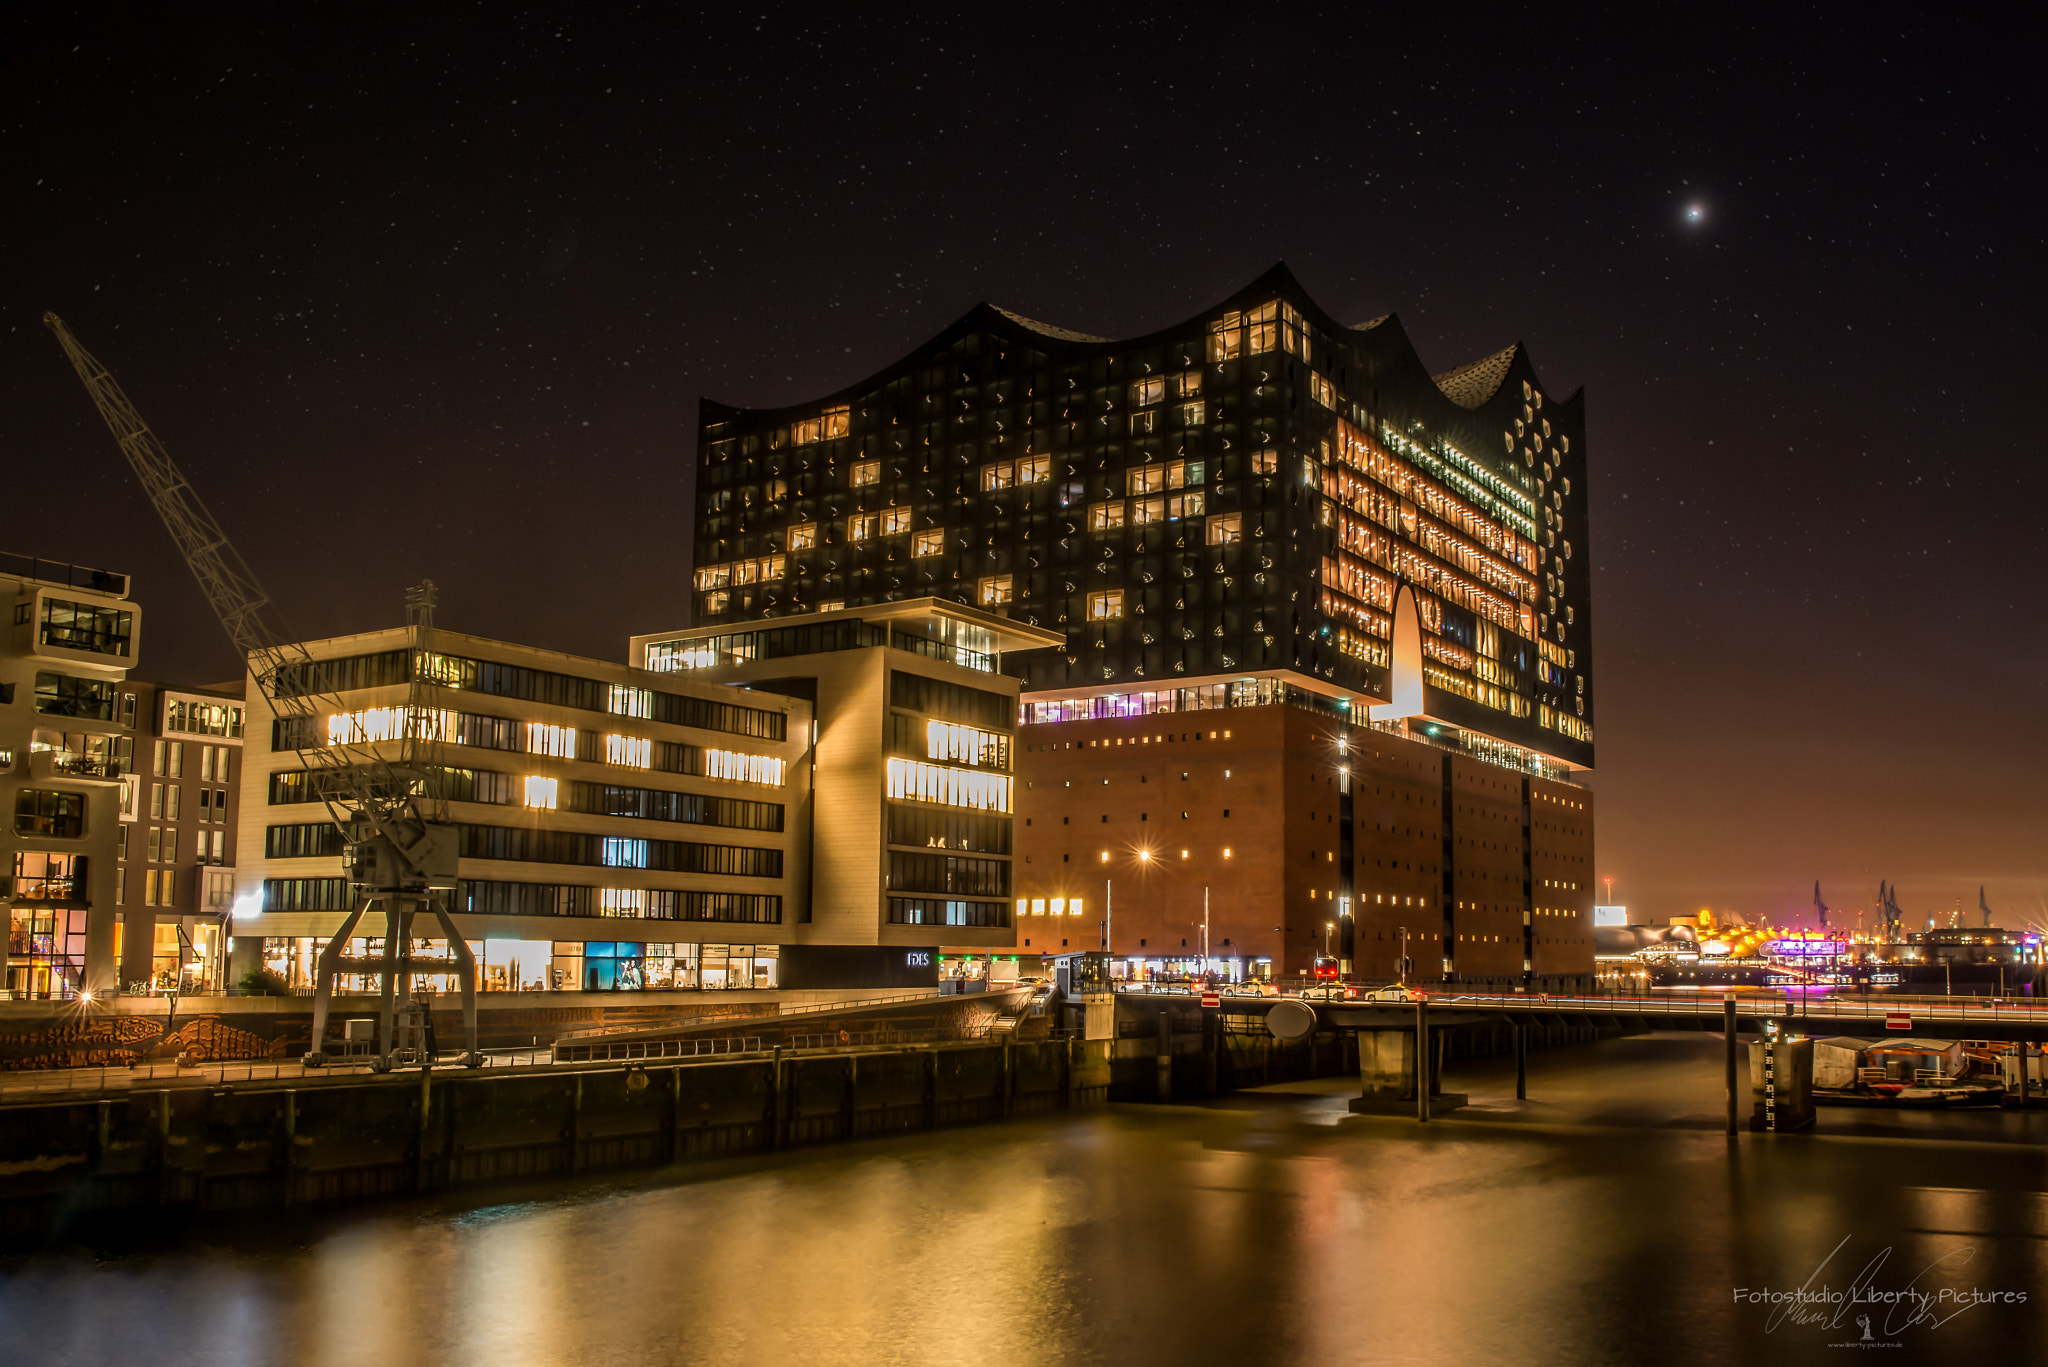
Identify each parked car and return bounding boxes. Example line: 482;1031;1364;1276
1297;984;1358;1001
1359;984;1424;1003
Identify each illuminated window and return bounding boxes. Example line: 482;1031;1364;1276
1251;449;1278;475
1166;492;1204;520
1178;400;1206;426
1050;898;1066;916
925;719;1008;767
522;776;559;810
912;529;944;557
851;460;880;487
607;684;653;718
605;734;651;768
1130;497;1164;525
703;590;730;615
980;462;1015;491
1087;590;1124;620
1309;373;1335;408
1131;376;1164;406
847;514;878;541
1176;370;1202;398
886;758;1013;811
977;574;1012;607
1207;513;1243;545
882;506;912;535
1128;466;1165;496
597;888;645;918
1018;455;1051;484
1088;502;1126;533
527;722;576;758
693;563;731;590
704;750;786;785
601;837;648;868
1031;898;1046;916
787;523;817;551
1068;898;1084;917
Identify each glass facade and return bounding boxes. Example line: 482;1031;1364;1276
690;265;1592;766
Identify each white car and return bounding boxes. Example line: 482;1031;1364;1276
1359;985;1423;1003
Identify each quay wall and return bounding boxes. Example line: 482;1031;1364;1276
0;1035;1112;1244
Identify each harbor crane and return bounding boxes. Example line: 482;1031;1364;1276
1812;881;1829;930
43;313;480;1071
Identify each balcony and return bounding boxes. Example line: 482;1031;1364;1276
28;749;122;783
2;874;89;907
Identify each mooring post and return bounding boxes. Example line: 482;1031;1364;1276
1515;1024;1527;1101
1415;999;1430;1123
1724;997;1739;1135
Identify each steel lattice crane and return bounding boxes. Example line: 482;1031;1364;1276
45;312;481;1070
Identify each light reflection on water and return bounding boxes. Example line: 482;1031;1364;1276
2;1033;2042;1367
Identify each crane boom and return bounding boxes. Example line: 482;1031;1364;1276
45;311;477;1069
43;313;299;678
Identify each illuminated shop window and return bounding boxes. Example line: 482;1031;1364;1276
1087;590;1124;620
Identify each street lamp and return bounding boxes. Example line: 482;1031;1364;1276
1324;920;1335;958
1103;847;1157;982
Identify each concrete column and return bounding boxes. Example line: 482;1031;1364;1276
120;909;156;991
1724;998;1738;1135
1355;1029;1416;1102
1155;1009;1172;1103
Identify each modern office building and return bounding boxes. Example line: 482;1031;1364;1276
630;597;1059;978
233;625;818;994
688;265;1598;987
112;682;246;992
3;552;140;998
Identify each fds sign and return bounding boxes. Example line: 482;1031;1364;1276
905;951;932;969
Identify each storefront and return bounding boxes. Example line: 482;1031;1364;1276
252;936;784;994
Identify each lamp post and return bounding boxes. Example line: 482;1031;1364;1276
1324;920;1335;959
1103;848;1155;984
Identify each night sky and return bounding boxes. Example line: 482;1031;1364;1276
4;8;2041;930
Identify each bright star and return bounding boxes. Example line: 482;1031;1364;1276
1684;204;1706;224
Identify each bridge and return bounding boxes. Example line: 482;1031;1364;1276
1099;986;2048;1127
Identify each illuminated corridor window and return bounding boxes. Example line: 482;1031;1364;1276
606;734;652;768
1207;513;1242;545
788;523;817;551
522;776;559;810
886;758;1013;812
1087;590;1124;620
913;529;945;557
528;722;576;758
851;460;880;487
978;575;1012;607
